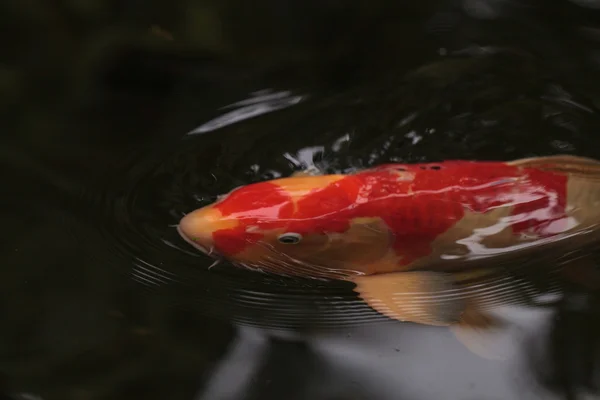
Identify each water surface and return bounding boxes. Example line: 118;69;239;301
4;1;600;399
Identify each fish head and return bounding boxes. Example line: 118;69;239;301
178;174;394;278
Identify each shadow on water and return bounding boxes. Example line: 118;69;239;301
6;0;600;399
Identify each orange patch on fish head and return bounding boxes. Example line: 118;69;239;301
177;204;238;256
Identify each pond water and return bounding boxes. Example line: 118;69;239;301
5;0;600;399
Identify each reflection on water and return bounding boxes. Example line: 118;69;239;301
5;0;600;399
187;90;306;135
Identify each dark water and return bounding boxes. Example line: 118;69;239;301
6;0;600;399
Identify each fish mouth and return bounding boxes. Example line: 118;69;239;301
176;224;219;258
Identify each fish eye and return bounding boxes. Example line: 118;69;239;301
277;232;303;244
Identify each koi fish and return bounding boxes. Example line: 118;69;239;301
177;155;600;358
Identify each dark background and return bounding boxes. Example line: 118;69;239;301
4;0;600;399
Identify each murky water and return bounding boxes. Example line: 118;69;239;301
5;1;600;399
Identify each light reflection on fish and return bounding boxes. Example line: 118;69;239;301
177;155;600;358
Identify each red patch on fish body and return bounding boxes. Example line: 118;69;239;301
347;161;569;265
215;181;294;220
207;161;568;265
509;168;568;235
211;227;261;255
286;177;362;234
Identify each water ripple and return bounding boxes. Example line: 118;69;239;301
87;56;600;333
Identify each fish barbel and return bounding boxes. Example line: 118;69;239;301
177;155;600;358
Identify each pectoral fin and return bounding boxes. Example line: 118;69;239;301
352;271;528;360
352;271;466;326
450;305;509;361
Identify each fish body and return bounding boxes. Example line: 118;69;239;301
178;155;600;358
